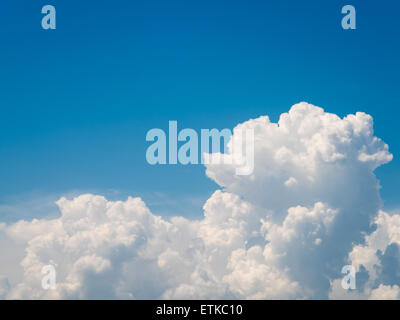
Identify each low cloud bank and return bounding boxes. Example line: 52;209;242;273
0;102;398;299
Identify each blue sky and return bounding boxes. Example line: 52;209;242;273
0;0;399;221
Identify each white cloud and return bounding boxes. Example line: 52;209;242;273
369;285;400;300
329;210;400;299
0;102;398;299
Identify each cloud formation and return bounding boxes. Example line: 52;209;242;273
0;102;398;299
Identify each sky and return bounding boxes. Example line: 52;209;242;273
0;0;399;219
1;0;400;300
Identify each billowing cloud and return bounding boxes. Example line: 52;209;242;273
0;102;398;299
329;210;400;299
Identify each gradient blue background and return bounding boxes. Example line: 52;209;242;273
0;0;399;221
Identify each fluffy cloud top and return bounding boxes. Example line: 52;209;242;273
0;102;398;299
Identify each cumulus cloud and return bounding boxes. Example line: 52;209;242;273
369;285;400;300
0;102;398;299
329;210;400;299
